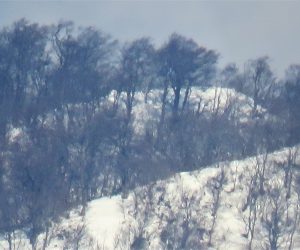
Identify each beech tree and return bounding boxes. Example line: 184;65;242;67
51;22;115;106
244;56;275;115
158;33;218;117
285;64;300;145
116;38;156;120
0;19;50;129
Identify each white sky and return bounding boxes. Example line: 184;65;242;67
1;1;300;77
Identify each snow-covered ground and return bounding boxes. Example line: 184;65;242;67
5;145;294;250
108;86;266;135
1;148;299;249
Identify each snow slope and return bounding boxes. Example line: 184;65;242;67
1;148;299;250
10;86;264;140
108;86;266;135
34;146;299;250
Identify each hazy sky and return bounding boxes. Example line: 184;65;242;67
1;1;300;77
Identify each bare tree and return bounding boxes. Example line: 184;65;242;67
117;38;155;121
256;152;269;196
207;167;226;246
285;64;300;145
158;33;218;118
242;159;262;250
244;57;275;115
260;181;298;250
278;148;298;199
159;185;205;250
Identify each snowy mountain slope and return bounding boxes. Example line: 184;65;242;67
106;86;266;136
0;86;284;250
18;145;297;250
7;86;264;147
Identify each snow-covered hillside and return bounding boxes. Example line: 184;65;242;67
8;86;265;146
1;86;287;250
2;19;299;250
3;145;297;250
108;86;266;135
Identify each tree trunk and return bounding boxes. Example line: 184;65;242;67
172;86;181;118
181;83;191;115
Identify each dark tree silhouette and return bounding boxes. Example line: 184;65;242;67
158;33;218;117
